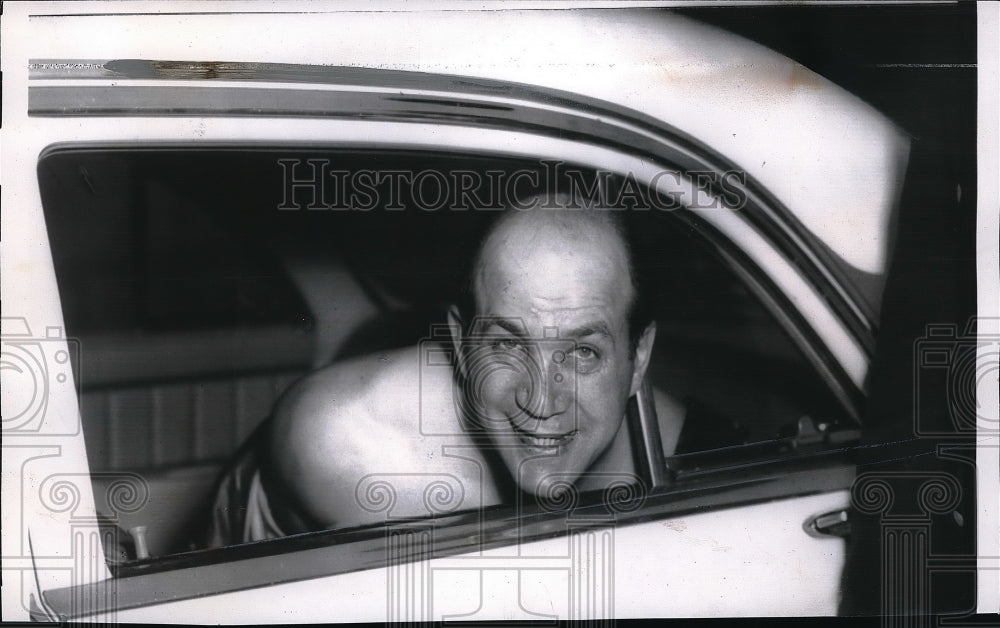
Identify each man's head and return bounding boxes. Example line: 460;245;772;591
448;204;656;496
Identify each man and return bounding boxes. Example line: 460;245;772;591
207;202;678;545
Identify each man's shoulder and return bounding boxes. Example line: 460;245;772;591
280;343;455;429
267;343;495;527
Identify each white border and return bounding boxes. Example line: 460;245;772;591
976;1;1000;615
3;0;998;619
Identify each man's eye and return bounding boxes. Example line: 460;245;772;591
493;338;522;351
568;345;601;374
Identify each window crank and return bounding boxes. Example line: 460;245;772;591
129;525;150;559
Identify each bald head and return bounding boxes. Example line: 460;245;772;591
465;208;647;354
476;208;632;308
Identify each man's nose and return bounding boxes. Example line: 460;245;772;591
514;349;571;420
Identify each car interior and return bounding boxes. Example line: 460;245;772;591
38;146;854;561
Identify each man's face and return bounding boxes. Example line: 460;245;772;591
455;211;651;497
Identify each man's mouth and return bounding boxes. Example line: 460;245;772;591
511;423;577;449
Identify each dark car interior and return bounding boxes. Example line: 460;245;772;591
38;146;854;559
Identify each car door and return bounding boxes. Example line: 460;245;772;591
3;6;913;622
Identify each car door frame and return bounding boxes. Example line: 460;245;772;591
19;60;888;621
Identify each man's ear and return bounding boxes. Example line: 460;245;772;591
446;305;467;379
628;321;656;398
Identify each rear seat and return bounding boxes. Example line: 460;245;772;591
82;324;312;556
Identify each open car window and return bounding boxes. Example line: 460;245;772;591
633;209;860;473
39;145;862;569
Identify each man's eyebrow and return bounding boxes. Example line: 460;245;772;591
483;318;529;337
561;322;614;343
479;318;613;342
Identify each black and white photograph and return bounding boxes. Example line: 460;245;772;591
1;1;997;623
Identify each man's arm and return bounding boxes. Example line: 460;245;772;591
267;353;407;529
265;347;492;530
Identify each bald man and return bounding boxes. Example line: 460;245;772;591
207;205;682;544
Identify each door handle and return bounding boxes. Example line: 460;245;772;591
804;509;851;538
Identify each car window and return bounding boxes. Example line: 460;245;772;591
39;150;314;335
38;145;860;565
631;211;858;471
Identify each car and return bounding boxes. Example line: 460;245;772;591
1;2;990;622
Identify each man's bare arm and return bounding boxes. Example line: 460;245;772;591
266;347;493;530
268;353;403;528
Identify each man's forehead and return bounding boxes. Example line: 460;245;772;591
479;286;620;321
482;207;624;255
472;209;634;313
